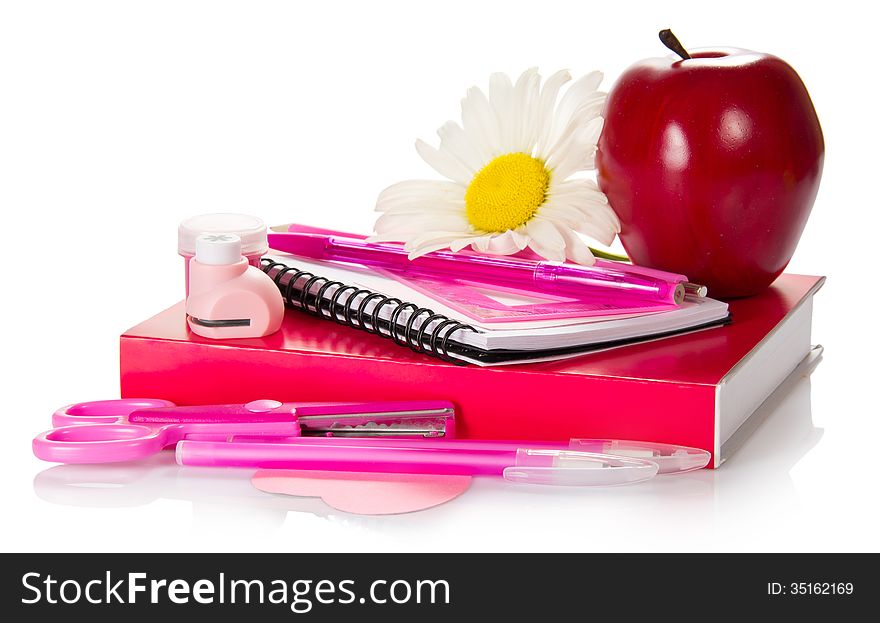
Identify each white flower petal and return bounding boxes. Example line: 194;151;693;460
378;200;465;216
376;180;465;212
549;178;608;203
406;232;477;259
526;218;566;250
534;69;571;156
580;112;605;144
544;100;603;157
436;121;485;172
556;71;603;127
542;93;605;160
510;228;530;250
378;179;466;202
573;215;618;246
546;117;605;178
406;229;471;247
545;211;607;244
525;218;566;261
377;180;466;214
480;230;525;255
525;241;565;262
553;224;597;265
512;67;540;152
450;236;483;252
460;86;499;161
471;236;492;253
415;139;474;184
575;218;617;246
538;202;587;230
367;232;408;243
550;188;619;228
489;72;515;153
377;180;464;202
586;200;621;231
544;195;619;245
375;212;470;236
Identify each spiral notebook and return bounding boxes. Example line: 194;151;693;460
261;254;731;366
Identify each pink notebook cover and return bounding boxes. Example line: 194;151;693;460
120;272;823;468
375;270;673;324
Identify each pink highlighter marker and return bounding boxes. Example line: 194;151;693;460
268;232;689;305
176;437;710;486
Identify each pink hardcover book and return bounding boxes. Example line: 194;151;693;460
120;271;824;467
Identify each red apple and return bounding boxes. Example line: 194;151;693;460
596;32;824;298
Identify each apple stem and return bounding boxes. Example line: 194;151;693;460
659;29;692;60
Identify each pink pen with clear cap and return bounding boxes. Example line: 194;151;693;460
175;437;711;486
268;232;699;304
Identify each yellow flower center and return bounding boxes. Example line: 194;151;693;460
465;152;550;232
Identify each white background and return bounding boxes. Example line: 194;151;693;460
1;0;877;552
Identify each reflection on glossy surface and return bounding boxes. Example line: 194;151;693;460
719;107;752;149
33;356;822;543
661;122;689;171
33;455;323;528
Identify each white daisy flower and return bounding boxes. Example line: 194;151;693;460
371;68;621;265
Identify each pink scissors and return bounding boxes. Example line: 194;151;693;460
32;398;456;464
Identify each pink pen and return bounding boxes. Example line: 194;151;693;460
187;437;708;474
268;232;689;304
175;437;709;486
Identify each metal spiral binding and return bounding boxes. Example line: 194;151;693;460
261;258;476;363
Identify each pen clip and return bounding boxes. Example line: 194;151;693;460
568;439;711;474
502;449;659;486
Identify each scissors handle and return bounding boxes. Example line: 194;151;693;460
35;399;305;464
33;424;170;464
52;399;177;427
